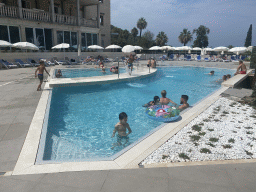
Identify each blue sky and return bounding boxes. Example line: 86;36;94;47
111;0;256;47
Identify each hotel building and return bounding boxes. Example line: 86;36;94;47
0;0;110;51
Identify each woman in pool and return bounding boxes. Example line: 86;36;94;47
143;96;160;107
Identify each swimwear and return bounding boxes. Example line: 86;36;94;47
240;71;246;74
38;74;43;81
128;63;133;67
117;134;129;143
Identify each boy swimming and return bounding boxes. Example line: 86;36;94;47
111;112;132;149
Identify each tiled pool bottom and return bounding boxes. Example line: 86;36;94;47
36;67;235;164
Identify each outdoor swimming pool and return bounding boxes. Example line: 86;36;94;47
37;67;234;163
55;68;126;78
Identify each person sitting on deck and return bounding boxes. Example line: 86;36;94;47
160;90;177;105
178;95;189;111
235;60;247;75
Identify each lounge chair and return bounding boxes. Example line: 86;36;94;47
204;57;210;62
15;59;33;67
186;55;192;61
28;59;40;67
0;59;18;69
241;56;246;60
196;55;201;61
65;57;77;65
169;54;174;61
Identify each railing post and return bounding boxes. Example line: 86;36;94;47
17;0;22;18
97;4;100;28
50;0;55;23
149;59;151;73
76;0;80;26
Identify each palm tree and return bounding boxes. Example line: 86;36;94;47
192;25;210;48
178;29;193;46
131;27;138;45
137;17;147;38
155;31;168;46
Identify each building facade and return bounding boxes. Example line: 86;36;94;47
0;0;110;50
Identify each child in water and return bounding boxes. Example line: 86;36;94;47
111;112;132;149
143;96;160;107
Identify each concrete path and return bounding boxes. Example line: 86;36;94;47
0;63;255;192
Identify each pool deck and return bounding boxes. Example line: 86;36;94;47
1;62;256;192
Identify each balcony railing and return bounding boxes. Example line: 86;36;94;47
55;14;77;25
0;5;18;18
0;6;98;28
80;18;97;28
22;8;52;22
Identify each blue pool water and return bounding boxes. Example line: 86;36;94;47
39;67;234;163
55;68;126;78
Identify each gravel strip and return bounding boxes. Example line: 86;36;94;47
140;97;256;165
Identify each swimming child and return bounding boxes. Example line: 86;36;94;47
102;67;106;73
226;74;231;79
143;96;160;107
35;60;50;91
208;71;214;75
111;112;132;149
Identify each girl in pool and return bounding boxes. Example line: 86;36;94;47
143;96;160;107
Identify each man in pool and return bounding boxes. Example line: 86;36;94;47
111;112;132;149
178;95;189;110
160;90;177;105
35;60;50;91
235;60;247;75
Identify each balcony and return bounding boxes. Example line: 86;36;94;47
0;5;98;28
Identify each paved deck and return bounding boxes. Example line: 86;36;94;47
0;62;256;192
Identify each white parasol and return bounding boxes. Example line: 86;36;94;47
0;40;12;47
122;45;135;53
88;45;104;49
52;43;70;60
105;44;122;49
13;42;39;62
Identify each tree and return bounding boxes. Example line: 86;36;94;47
178;29;193;46
192;25;210;48
131;27;138;45
244;24;252;47
139;30;155;48
137;17;147;38
111;25;134;46
155;31;168;46
228;45;234;49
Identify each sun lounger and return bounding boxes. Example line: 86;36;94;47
186;55;192;61
0;59;18;69
196;55;201;61
28;59;40;67
15;59;33;67
204;57;210;62
241;56;246;60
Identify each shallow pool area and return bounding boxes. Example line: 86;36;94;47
36;67;235;164
55;68;126;78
